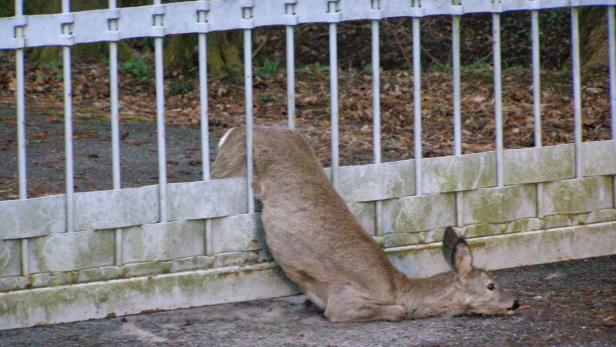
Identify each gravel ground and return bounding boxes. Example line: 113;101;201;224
1;255;615;347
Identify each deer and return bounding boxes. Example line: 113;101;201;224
211;126;519;322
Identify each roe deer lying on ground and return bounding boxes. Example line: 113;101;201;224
212;126;519;322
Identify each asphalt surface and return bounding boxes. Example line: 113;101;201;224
0;108;219;199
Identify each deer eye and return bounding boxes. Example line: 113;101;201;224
487;283;495;291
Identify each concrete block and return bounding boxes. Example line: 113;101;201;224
75;185;158;231
338;159;415;202
0;240;21;277
585;209;616;224
0;195;65;240
423;151;496;194
210;213;265;254
383;193;455;233
347;201;376;235
167;177;248;221
122;221;205;263
582;140;616;177
378;228;445;248
28;230;115;273
460;184;537;225
0;263;298;331
542;176;613;216
542;214;582;229
504;144;574;185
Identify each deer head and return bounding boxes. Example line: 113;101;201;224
441;227;519;316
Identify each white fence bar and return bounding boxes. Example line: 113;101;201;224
571;8;582;179
493;13;504;187
15;0;28;275
198;13;210;181
109;0;122;265
452;0;463;227
609;6;616;140
412;13;422;195
328;1;340;189
531;8;544;218
532;10;541;148
154;0;168;223
371;0;382;236
243;4;255;213
452;1;462;157
62;0;75;232
285;25;296;129
609;6;616;207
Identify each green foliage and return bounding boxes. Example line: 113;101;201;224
121;57;154;83
0;2;12;17
256;60;280;78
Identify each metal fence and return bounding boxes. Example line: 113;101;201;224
1;0;616;329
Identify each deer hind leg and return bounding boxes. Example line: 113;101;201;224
324;287;406;322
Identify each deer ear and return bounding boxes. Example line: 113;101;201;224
442;227;473;277
453;240;473;278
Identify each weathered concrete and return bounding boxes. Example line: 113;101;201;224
504;144;574;185
28;230;115;273
0;195;65;239
422;151;496;194
582;140;616;177
338;159;415;202
382;193;455;233
542;176;613;215
0;263;298;331
75;186;159;231
122;221;205;263
460;184;537;225
209;213;265;254
167;178;248;221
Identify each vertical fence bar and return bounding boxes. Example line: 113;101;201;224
198;15;210;181
15;0;28;275
197;6;213;255
286;25;296;129
62;0;75;232
412;11;422;195
531;10;542;148
452;2;462;157
244;7;255;213
493;12;504;187
109;0;122;265
571;7;582;179
531;8;544;218
609;6;616;207
610;6;616;138
452;0;463;227
371;0;383;235
154;0;168;223
328;2;339;189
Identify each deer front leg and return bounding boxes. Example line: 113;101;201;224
324;287;406;322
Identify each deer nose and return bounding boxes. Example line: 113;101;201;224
508;300;520;311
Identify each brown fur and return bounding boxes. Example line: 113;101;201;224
212;126;518;322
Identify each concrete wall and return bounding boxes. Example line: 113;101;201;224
1;140;616;330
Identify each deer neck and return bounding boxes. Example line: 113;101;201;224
396;271;467;319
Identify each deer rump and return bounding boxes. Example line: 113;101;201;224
211;126;518;322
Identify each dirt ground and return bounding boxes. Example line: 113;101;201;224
0;255;615;347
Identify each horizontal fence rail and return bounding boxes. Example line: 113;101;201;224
2;0;616;50
1;0;616;330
